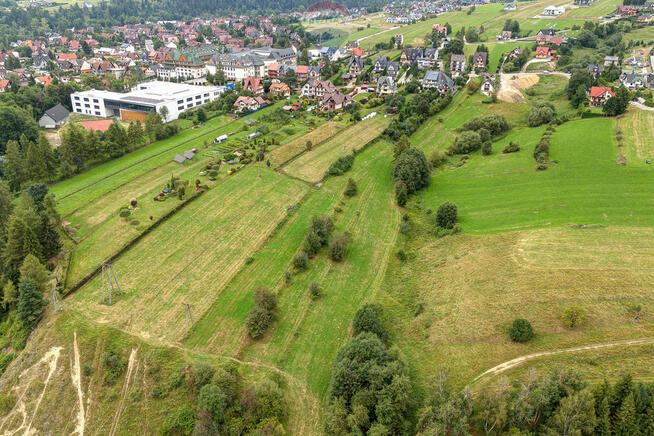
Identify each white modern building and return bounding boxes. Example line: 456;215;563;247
543;5;565;15
70;81;225;122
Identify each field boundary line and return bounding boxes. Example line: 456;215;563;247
57;116;239;216
64;188;208;293
471;338;654;384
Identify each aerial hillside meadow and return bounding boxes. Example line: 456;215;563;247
2;0;654;433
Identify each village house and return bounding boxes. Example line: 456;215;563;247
321;91;352;111
400;48;423;65
38;104;70;129
500;30;512;40
543;5;565;15
376;76;397;96
508;46;523;60
535;46;551;59
450;54;466;76
244;77;264;94
589;86;614;107
432;24;448;36
394;34;404;46
473;52;488;71
604;56;620;67
417;48;439;70
587;64;604;78
301;79;336;99
480;76;495;96
504;3;517;10
234;95;268;112
422;70;455;94
270;82;291;97
536;29;556;44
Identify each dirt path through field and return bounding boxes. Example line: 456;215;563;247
108;348;138;436
471;338;654;384
71;332;86;436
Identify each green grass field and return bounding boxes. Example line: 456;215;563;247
68;166;309;343
187;140;400;419
421;118;654;233
283;115;390;183
269;121;345;166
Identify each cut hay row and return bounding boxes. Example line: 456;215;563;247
68;166;309;343
282;115;390;183
269;121;345;167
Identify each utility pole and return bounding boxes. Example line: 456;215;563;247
182;303;194;337
101;264;122;305
52;289;62;312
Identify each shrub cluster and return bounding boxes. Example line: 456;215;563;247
534;125;556;170
502;140;520;154
509;318;534;342
450;115;510;155
326;154;354;176
392;148;431;195
343;178;357;197
528;102;556;127
436;202;458;229
328;232;351;262
325;305;411;435
302;215;334;258
246;287;278;339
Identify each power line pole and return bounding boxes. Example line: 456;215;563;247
101;264;122;305
52;289;62;312
182;303;194;337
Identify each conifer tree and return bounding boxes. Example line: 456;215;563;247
596;396;611;436
38;213;61;259
22;225;43;263
17;277;45;330
19;254;49;295
37;134;58;180
4;216;28;282
26;141;47;181
2;280;17;310
4;140;27;191
614;394;638;436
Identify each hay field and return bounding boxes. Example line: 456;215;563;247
616;108;654;166
68;167;309;343
269;121;344;166
283;115;390;183
187;141;400;413
380;226;654;389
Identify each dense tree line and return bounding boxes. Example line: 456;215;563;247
0;182;61;348
0;82;81;125
383;92;453;141
449;115;510;155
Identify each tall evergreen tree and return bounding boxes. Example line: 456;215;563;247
17;277;45;330
38;212;61;259
37;134;58;180
596;396;611;436
26;141;47;181
3;215;28;282
4;140;27;191
2;280;17;310
614;393;638;436
22;225;43;263
19;254;49;295
127;121;144;148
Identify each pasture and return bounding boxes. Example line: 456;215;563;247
616;108;654;166
68;166;309;343
282;115;390;183
421;118;654;233
187;140;400;416
268;121;345;166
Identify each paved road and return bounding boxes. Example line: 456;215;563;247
631;101;654;112
521;58;552;73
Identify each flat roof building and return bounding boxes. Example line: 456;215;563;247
70;81;225;122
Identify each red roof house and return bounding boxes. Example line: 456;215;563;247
244;77;264;95
589;86;614;107
535;46;550;58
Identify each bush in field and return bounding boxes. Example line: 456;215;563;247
528;102;556;127
451;131;482;154
436;202;458;229
246;288;277;339
395;181;408;207
327;155;355;176
562;306;587;328
344;178;357;197
160;406;195;436
462;114;510;136
103;349;127;385
329;232;351;262
481;141;492;156
503;141;520;154
309;281;321;299
392;148;431;194
292;251;309;271
509;318;534;342
119;209;131;218
429;150;447;168
198;384;228;423
352;303;387;342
